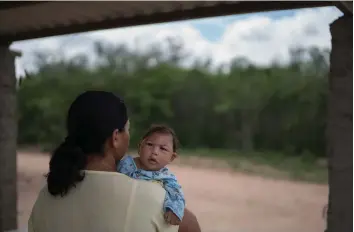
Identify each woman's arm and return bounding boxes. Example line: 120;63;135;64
178;208;201;232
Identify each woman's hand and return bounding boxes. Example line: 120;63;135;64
164;210;181;225
178;208;201;232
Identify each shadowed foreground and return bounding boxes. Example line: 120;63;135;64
17;152;328;232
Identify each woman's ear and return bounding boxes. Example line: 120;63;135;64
111;129;121;149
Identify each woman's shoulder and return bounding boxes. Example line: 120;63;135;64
31;171;174;232
83;170;133;189
34;171;167;212
70;170;168;219
84;170;166;196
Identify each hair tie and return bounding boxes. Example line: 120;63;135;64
62;136;85;162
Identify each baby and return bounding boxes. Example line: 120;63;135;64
117;124;185;226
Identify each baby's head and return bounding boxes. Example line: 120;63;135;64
138;124;179;171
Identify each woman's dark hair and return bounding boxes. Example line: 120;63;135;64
142;124;179;152
46;91;128;197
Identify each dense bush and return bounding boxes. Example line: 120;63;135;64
17;41;329;157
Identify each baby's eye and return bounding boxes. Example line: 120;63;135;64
147;142;153;146
161;147;168;151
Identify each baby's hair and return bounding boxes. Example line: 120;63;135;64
142;124;179;152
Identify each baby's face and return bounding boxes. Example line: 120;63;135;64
138;132;176;171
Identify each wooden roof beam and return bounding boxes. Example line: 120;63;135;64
335;1;353;14
0;1;334;44
0;1;48;11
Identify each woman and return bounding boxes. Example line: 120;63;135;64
28;90;200;232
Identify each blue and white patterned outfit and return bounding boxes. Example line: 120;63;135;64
117;155;185;221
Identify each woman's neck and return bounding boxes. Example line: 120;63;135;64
85;154;116;172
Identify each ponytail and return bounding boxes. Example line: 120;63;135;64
46;136;87;197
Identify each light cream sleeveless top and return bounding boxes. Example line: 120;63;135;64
28;170;178;232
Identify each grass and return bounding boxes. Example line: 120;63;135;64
177;148;328;184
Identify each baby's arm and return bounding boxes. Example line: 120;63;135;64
162;172;186;224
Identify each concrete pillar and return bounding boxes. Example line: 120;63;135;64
0;45;18;231
326;14;353;232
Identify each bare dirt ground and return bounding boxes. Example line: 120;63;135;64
18;152;328;232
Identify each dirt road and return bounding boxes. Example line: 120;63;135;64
17;152;328;232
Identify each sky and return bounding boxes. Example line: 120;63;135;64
11;6;343;77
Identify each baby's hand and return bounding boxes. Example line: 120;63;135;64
164;210;181;225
